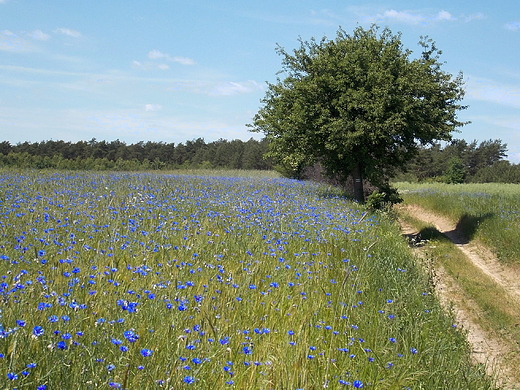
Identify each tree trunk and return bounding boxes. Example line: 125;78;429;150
352;163;364;203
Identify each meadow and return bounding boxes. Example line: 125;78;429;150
0;171;494;389
396;182;520;264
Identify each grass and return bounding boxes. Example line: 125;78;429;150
395;182;520;265
0;171;495;389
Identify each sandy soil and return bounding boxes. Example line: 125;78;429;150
397;204;520;390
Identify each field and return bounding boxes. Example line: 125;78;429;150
396;182;520;264
0;171;494;389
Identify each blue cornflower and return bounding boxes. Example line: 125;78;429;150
108;382;122;388
57;341;68;350
183;376;195;384
140;348;153;357
353;380;364;388
123;330;139;343
32;326;44;337
7;372;18;380
16;319;26;327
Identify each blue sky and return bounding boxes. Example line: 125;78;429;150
1;0;520;162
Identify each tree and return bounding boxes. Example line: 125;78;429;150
444;156;466;184
249;26;467;203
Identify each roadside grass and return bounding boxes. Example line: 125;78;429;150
398;211;520;378
0;171;496;389
395;182;520;265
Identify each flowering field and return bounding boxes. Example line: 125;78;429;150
0;172;493;389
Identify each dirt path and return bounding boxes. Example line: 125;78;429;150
397;204;520;389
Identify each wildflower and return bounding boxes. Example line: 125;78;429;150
57;341;68;350
140;348;153;357
183;376;195;384
123;330;139;343
32;325;44;337
7;372;18;380
353;380;364;388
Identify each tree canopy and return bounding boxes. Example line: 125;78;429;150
250;25;468;203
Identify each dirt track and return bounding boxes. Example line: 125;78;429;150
397;204;520;390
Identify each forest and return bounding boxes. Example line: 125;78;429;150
0;137;519;183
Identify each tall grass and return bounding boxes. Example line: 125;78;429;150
0;172;493;389
396;182;520;264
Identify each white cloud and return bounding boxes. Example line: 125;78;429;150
144;104;162;112
466;76;520;108
172;56;195;65
168;80;263;96
464;12;485;22
207;81;262;96
505;21;520;31
148;49;166;59
0;30;29;51
147;49;195;65
363;9;456;25
29;29;50;41
55;28;82;38
157;64;170;70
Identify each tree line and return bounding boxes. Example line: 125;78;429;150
0;136;518;184
396;139;520;184
0;138;273;171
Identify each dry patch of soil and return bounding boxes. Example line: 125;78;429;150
397;205;520;389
